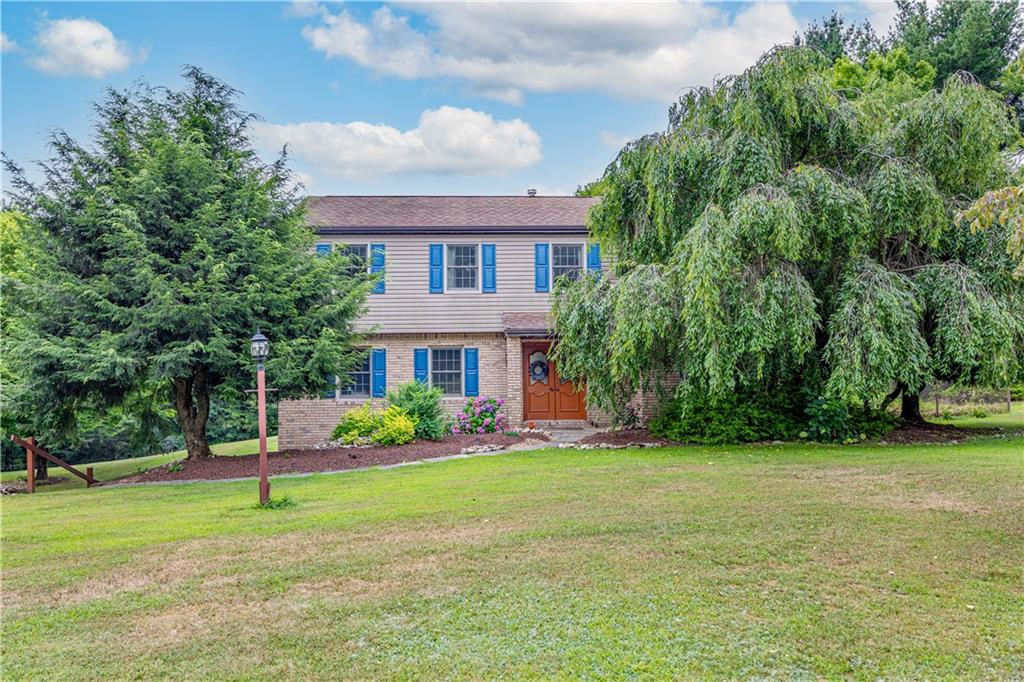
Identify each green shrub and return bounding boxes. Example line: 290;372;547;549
330;403;382;443
649;393;801;445
1010;385;1024;401
971;408;988;418
387;381;447;440
804;397;897;443
650;391;897;445
372;406;416;445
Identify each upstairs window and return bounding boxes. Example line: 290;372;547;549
431;348;462;395
339;352;371;397
446;244;478;290
552;244;584;282
340;244;369;276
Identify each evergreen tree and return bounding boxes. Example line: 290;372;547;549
4;68;371;459
794;10;879;63
551;47;1023;428
888;0;1022;87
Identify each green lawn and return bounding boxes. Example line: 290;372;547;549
0;436;279;492
2;436;1023;680
933;399;1024;430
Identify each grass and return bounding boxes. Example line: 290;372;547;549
933;399;1024;430
2;435;1023;679
0;436;279;492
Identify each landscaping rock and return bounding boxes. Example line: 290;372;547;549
460;444;506;455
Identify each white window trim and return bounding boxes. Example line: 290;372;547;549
339;242;373;274
441;242;482;294
429;346;464;397
313;242;374;274
332;349;374;400
547;241;590;289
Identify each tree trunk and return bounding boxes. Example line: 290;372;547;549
901;391;925;424
173;369;213;460
35;454;48;481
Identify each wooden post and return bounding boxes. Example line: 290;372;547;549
86;467;94;487
25;436;35;494
257;363;270;505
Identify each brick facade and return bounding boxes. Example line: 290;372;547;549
277;330;671;449
281;332;514;448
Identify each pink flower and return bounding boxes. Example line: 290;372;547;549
483;418;491;426
477;427;485;433
452;426;461;434
497;399;504;406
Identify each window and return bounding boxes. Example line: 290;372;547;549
446;244;478;290
339;352;371;397
552;244;584;282
340;244;369;276
431;348;462;396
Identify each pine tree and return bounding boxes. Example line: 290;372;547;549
4;68;371;459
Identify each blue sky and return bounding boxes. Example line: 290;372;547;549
2;1;898;196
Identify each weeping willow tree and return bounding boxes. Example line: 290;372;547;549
552;46;1023;427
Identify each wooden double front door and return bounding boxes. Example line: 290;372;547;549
522;341;586;421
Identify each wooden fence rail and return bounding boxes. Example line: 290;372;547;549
10;436;97;493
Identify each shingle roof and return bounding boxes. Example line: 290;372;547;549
306;195;599;230
503;312;553;336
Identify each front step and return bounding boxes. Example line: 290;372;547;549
527;420;593;430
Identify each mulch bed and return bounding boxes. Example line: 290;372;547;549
111;432;548;484
576;429;674;447
878;422;1003;445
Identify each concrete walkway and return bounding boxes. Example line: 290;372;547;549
103;427;603;489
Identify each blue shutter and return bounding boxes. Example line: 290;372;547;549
315;243;331;256
463;348;479;397
534;243;549;293
371;349;387;397
429;243;444;293
323;374;336;399
482;243;496;293
414;348;428;383
370;243;386;294
587;243;602;276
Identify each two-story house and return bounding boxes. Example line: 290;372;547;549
279;194;609;449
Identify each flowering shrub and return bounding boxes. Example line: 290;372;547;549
453;396;508;434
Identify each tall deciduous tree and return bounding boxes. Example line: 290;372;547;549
551;47;1023;427
4;67;371;459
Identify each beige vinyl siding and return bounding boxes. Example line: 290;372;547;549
321;233;591;333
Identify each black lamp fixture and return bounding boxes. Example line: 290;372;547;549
250;329;270;366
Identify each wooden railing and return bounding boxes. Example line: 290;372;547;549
10;436;97;492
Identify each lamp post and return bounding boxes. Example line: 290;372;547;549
250;330;271;505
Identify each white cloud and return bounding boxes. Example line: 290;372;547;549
252;106;542;179
1;33;17;53
284;1;324;19
299;3;800;103
600;131;633;148
863;1;900;35
30;18;145;77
